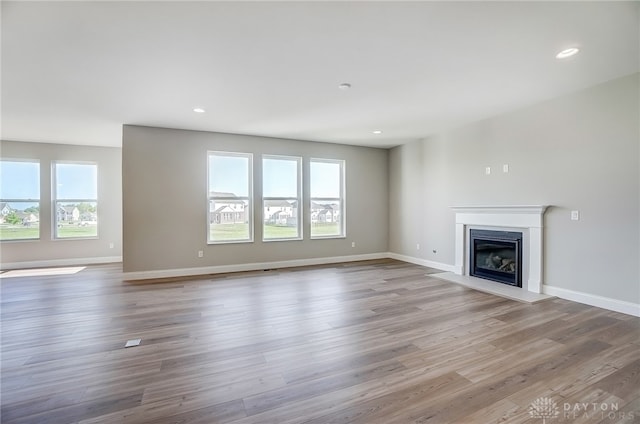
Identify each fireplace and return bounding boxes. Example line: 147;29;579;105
451;205;548;293
470;229;522;287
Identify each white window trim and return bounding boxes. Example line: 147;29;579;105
53;161;99;240
310;158;345;239
262;155;303;242
0;159;41;242
207;151;254;244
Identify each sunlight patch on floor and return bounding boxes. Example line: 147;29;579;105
0;266;86;278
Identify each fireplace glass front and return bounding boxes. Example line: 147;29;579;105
470;229;522;287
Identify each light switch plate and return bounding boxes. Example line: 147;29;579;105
571;210;580;221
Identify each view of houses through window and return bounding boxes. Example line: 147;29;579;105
0;160;40;241
310;159;344;238
1;160;99;241
3;153;344;244
208;152;253;243
54;162;98;239
263;156;302;240
208;152;345;243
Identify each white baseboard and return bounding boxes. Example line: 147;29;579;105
4;252;637;318
122;253;389;281
0;256;123;271
386;252;456;273
543;284;640;317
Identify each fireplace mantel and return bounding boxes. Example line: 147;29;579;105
451;205;549;293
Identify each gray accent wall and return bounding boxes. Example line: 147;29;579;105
0;140;122;265
389;73;640;304
122;126;389;273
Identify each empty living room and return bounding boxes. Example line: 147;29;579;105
1;1;638;423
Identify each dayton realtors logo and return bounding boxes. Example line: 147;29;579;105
529;397;635;422
529;397;560;423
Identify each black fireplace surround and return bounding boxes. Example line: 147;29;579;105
470;229;522;287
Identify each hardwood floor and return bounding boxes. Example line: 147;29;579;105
1;259;638;423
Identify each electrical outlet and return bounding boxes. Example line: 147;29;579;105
503;164;509;173
351;242;356;248
571;210;580;221
485;166;491;175
416;243;420;250
109;242;114;249
198;250;204;258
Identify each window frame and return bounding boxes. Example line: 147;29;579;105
0;159;41;242
262;154;303;242
207;151;254;244
310;158;345;239
53;161;99;240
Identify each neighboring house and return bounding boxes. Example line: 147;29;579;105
0;202;12;217
264;200;297;226
58;206;80;222
211;205;245;224
310;201;340;224
17;212;39;226
0;202;13;223
210;193;246;224
80;211;98;222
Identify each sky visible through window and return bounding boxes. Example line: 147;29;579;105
0;161;39;199
263;157;297;197
310;161;341;198
56;163;97;199
4;157;338;207
209;155;249;196
0;161;40;211
208;156;340;197
0;161;97;211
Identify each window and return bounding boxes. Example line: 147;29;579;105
310;159;345;238
262;155;302;241
208;152;253;243
0;160;40;241
54;162;98;239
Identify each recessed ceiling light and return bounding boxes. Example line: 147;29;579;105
556;48;580;59
338;83;351;90
372;130;383;135
193;107;205;113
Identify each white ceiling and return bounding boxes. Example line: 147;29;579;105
2;1;638;149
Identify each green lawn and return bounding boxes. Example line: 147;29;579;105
3;221;341;242
0;223;97;241
311;222;341;237
210;223;341;241
264;225;299;239
210;223;250;241
57;223;98;238
209;223;300;241
0;225;40;241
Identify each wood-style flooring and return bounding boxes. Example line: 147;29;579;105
1;259;639;423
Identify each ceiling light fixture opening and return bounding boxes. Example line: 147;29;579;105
193;107;205;113
372;130;383;135
338;83;351;90
556;47;580;59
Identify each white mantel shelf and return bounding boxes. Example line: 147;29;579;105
451;205;548;214
451;205;550;294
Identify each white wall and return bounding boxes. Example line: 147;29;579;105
122;126;389;277
0;141;122;268
389;73;640;308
